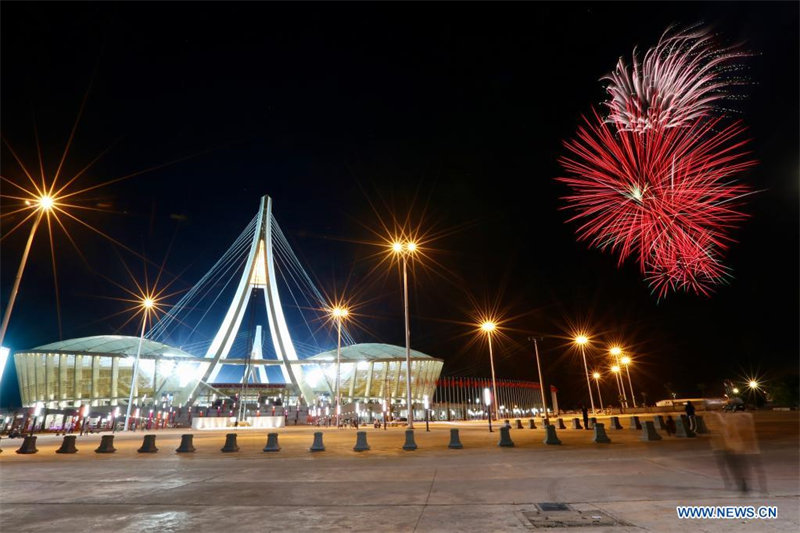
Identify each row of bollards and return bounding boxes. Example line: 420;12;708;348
7;415;711;455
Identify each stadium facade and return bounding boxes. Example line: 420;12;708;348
13;336;443;411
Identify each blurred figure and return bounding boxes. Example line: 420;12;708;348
708;411;767;494
664;415;676;436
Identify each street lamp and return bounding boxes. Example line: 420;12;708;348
609;346;627;408
528;337;549;421
392;240;418;428
483;387;493;432
592;372;604;412
123;296;155;431
0;194;56;348
482;321;499;421
574;335;596;415
748;380;759;390
620;355;637;408
423;394;430;432
330;305;349;429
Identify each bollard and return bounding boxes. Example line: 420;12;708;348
353;431;370;452
695;415;709;434
221;433;240;452
528;419;536;430
498;426;515;447
629;416;642;430
571;418;582;430
95;434;116;453
309;431;325;452
593;422;611;443
56;435;78;454
675;415;696;438
176;434;196;453
16;435;38;454
448;428;463;449
402;429;417;451
653;415;667;431
609;416;623;430
263;433;280;452
543;424;562;445
557;418;566;430
138;434;159;453
588;417;597;429
641;421;662;441
515;419;523;430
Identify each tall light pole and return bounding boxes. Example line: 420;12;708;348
610;365;624;411
124;297;154;431
331;306;349;428
0;196;54;348
620;355;637;408
528;337;548;420
592;372;604;412
482;321;499;421
574;335;596;415
609;346;628;408
392;240;417;428
483;387;493;432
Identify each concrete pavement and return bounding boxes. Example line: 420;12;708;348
1;411;798;532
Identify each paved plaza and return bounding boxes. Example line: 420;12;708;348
1;411;798;532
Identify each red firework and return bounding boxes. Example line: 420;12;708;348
558;109;756;297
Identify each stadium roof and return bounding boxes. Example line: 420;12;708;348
307;343;442;362
23;335;196;358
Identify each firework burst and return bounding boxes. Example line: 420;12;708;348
558;23;757;298
558;109;756;297
602;24;748;133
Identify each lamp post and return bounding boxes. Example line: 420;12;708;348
124;297;154;432
0;196;54;348
483;387;493;432
392;240;417;428
528;337;550;422
609;347;627;408
620;355;637;408
610;365;624;411
423;394;430;432
592;372;604;412
330;306;349;429
481;321;499;421
574;335;596;415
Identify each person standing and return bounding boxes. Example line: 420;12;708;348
581;404;589;430
685;401;697;432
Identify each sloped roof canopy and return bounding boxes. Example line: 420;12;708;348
26;335;195;358
307;343;442;362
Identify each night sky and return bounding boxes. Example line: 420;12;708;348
2;2;798;408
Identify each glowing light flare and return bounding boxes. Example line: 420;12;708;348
575;335;589;346
592;372;601;379
748;380;759;390
620;356;632;365
611;365;621;373
330;306;349;319
37;194;55;211
609;346;622;356
480;321;497;333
